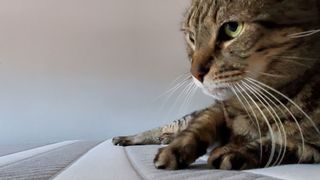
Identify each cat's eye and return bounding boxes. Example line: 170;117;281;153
187;33;195;44
221;22;244;40
186;32;196;50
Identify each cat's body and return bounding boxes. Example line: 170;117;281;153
113;0;320;170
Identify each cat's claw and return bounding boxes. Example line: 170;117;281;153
112;136;134;146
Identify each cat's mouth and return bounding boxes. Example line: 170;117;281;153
192;76;234;101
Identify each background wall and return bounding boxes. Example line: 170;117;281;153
0;0;213;144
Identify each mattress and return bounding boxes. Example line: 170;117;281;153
0;140;319;180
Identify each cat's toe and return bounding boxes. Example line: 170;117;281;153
154;145;193;170
208;147;258;170
112;136;133;146
154;147;179;170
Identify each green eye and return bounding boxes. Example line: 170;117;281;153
223;22;244;39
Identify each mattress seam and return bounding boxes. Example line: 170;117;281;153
245;171;285;180
49;141;103;180
124;147;146;180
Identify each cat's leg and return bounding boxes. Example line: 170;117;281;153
112;113;195;146
208;139;320;170
113;128;164;146
153;106;225;170
112;128;175;146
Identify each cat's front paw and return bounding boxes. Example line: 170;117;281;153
154;147;179;170
208;146;258;170
112;136;134;146
153;143;198;170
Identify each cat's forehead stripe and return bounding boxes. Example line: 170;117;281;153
186;0;218;30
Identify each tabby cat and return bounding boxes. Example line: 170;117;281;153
113;0;320;170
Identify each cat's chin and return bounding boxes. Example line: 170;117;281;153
202;87;233;101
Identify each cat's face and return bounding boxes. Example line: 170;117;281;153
183;0;320;101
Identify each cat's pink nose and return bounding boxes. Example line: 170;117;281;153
191;64;210;82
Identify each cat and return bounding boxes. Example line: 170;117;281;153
113;0;320;170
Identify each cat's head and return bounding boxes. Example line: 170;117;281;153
183;0;320;101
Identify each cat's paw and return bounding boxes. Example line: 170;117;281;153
112;136;134;146
154;147;179;170
153;143;198;170
208;146;258;170
159;133;175;145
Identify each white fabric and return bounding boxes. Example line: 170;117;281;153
200;150;320;180
0;140;78;167
247;165;320;180
54;140;141;180
54;140;320;180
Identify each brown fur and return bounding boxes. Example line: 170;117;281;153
113;0;320;170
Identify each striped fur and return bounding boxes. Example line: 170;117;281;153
114;0;320;170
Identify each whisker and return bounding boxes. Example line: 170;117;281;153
158;76;192;114
179;82;196;113
185;84;198;109
273;56;318;62
229;84;255;126
245;81;289;166
245;78;306;164
288;29;320;39
173;81;193;115
236;83;276;168
171;72;191;84
280;59;311;68
242;81;287;167
271;59;312;68
246;70;287;78
155;74;191;101
238;82;277;167
247;77;320;134
231;84;263;164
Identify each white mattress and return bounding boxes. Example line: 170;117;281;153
0;140;319;180
55;140;320;180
